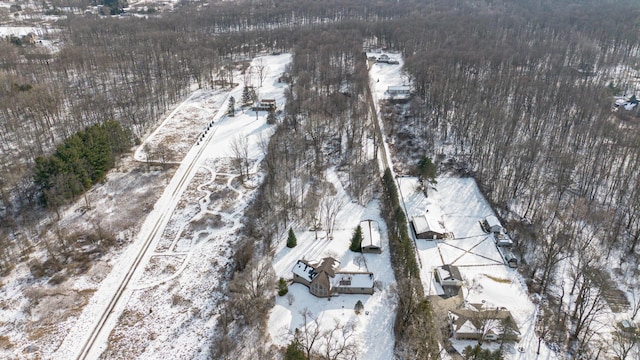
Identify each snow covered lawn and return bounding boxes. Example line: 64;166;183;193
267;186;397;359
398;176;558;358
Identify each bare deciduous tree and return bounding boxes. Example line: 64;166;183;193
230;135;250;180
255;58;268;88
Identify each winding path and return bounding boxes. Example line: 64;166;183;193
55;91;231;360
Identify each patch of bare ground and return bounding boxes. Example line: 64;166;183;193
23;286;95;346
0;335;13;351
189;214;225;231
101;309;149;359
5;156;174;356
141;255;186;282
204;157;234;174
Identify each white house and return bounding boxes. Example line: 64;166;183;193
386;85;411;102
252;98;277;111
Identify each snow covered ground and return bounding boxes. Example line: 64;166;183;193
397;175;558;359
267;192;397;359
368;49;560;358
0;53;291;359
80;53;293;359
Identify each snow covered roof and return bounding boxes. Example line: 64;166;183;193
360;220;380;248
436;264;462;283
485;215;501;229
412;213;446;235
387;85;411;93
292;260;316;282
449;307;520;335
332;272;374;289
292;257;340;283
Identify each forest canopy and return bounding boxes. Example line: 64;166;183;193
33;121;131;207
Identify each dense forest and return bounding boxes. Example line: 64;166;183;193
2;0;640;358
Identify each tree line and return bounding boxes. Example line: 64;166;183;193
370;0;640;357
33;120;130;215
3;0;640;357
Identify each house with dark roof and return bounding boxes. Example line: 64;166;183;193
292;257;374;297
435;264;463;298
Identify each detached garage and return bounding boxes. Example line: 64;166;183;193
360;219;382;254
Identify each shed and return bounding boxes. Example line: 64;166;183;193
360;219;382;254
501;248;518;268
482;215;503;233
252;98;277;111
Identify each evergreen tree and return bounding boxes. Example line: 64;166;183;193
462;344;504;360
241;85;252;106
284;330;306;360
34;121;131;205
278;277;288;296
267;109;277;125
287;227;297;248
249;87;258;104
354;300;364;314
417;155;437;184
227;96;236;117
350;225;362;252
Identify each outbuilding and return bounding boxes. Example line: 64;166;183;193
412;213;447;240
360;219;382;254
482;215;503;233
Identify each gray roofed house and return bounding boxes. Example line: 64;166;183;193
292;257;374;297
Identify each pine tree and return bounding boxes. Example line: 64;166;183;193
241;86;252;106
278;277;289;296
249;87;258;104
227;96;235;117
417;155;437;184
354;300;364;314
287;227;297;248
350;225;362;252
267;109;277;124
284;330;306;360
